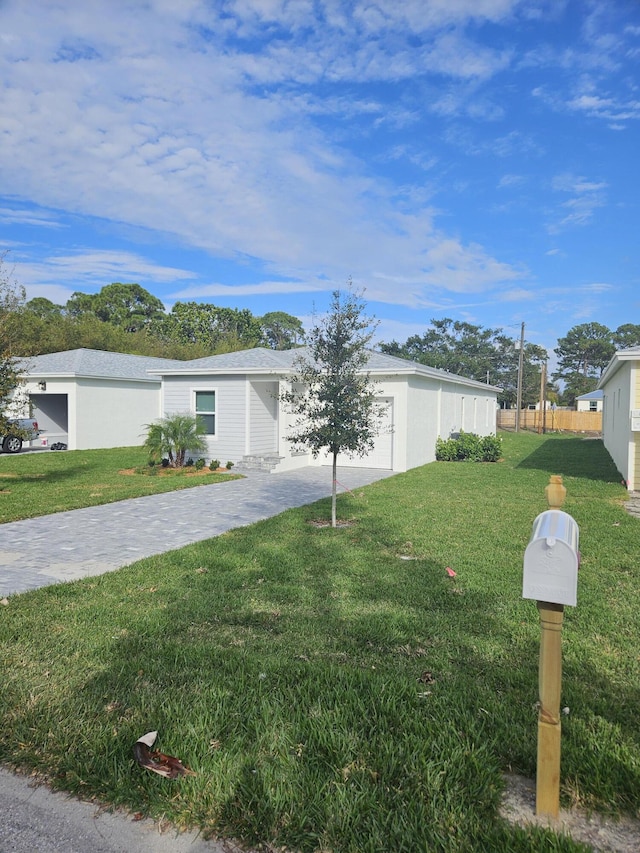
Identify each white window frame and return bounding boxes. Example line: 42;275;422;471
192;388;217;439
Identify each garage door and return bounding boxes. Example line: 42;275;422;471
339;398;393;469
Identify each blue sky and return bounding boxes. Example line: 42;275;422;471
1;0;638;358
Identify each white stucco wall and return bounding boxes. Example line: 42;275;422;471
20;377;163;450
405;376;497;471
75;378;162;449
601;361;634;488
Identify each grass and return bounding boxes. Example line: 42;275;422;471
0;446;239;523
1;432;639;852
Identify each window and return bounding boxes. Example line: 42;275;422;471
589;400;598;412
195;391;216;435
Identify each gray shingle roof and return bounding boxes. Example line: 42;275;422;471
22;348;185;382
23;346;499;392
152;346;498;390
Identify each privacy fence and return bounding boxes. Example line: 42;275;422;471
497;409;602;433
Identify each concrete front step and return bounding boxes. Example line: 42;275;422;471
234;453;284;473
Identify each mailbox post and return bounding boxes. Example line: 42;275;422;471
522;475;579;819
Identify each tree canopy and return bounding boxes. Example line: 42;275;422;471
380;319;549;408
552;322;617;405
67;283;165;332
151;302;263;353
259;311;305;350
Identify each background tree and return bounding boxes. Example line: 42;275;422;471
67;283;165;332
613;323;640;350
553;322;615;406
151;302;262;354
259;311;305;349
380;319;548;408
0;254;27;439
281;284;383;527
25;297;65;319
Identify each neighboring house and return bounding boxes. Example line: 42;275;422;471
16;349;184;450
575;390;604;412
598;346;640;490
15;346;499;472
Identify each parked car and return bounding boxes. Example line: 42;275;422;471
0;418;40;453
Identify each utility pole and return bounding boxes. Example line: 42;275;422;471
516;321;525;432
539;360;548;435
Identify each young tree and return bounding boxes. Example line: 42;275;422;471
143;413;208;468
281;284;383;527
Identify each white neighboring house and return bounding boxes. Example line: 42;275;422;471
14;346;499;472
575;390;604;412
598;346;640;490
15;349;184;449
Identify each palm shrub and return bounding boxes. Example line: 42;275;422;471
143;413;208;468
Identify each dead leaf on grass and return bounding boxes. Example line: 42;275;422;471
133;731;196;779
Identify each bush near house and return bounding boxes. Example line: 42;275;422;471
436;431;502;462
143;412;207;468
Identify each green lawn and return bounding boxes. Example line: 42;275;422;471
1;432;638;852
0;446;239;523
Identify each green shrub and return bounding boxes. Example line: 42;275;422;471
194;458;205;471
209;459;220;471
435;431;502;463
435;437;459;461
480;434;502;462
225;460;234;470
457;431;483;461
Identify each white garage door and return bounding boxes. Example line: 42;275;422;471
339;398;393;469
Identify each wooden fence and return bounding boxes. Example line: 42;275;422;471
496;409;602;433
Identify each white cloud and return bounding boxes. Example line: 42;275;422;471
548;173;608;231
497;174;525;188
0;206;65;229
12;250;198;305
169;280;324;299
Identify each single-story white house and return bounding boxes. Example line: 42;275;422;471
15;349;185;450
14;347;499;473
597;346;640;490
575;389;604;412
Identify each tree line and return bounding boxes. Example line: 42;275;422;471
380;319;640;408
4;281;305;360
1;262;638;412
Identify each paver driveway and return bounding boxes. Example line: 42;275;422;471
0;465;394;596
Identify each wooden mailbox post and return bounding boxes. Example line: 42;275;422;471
522;475;579;819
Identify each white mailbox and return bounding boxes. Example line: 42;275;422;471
523;510;579;606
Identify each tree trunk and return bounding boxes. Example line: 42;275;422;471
331;451;337;528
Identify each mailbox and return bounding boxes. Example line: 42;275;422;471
523;510;579;606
